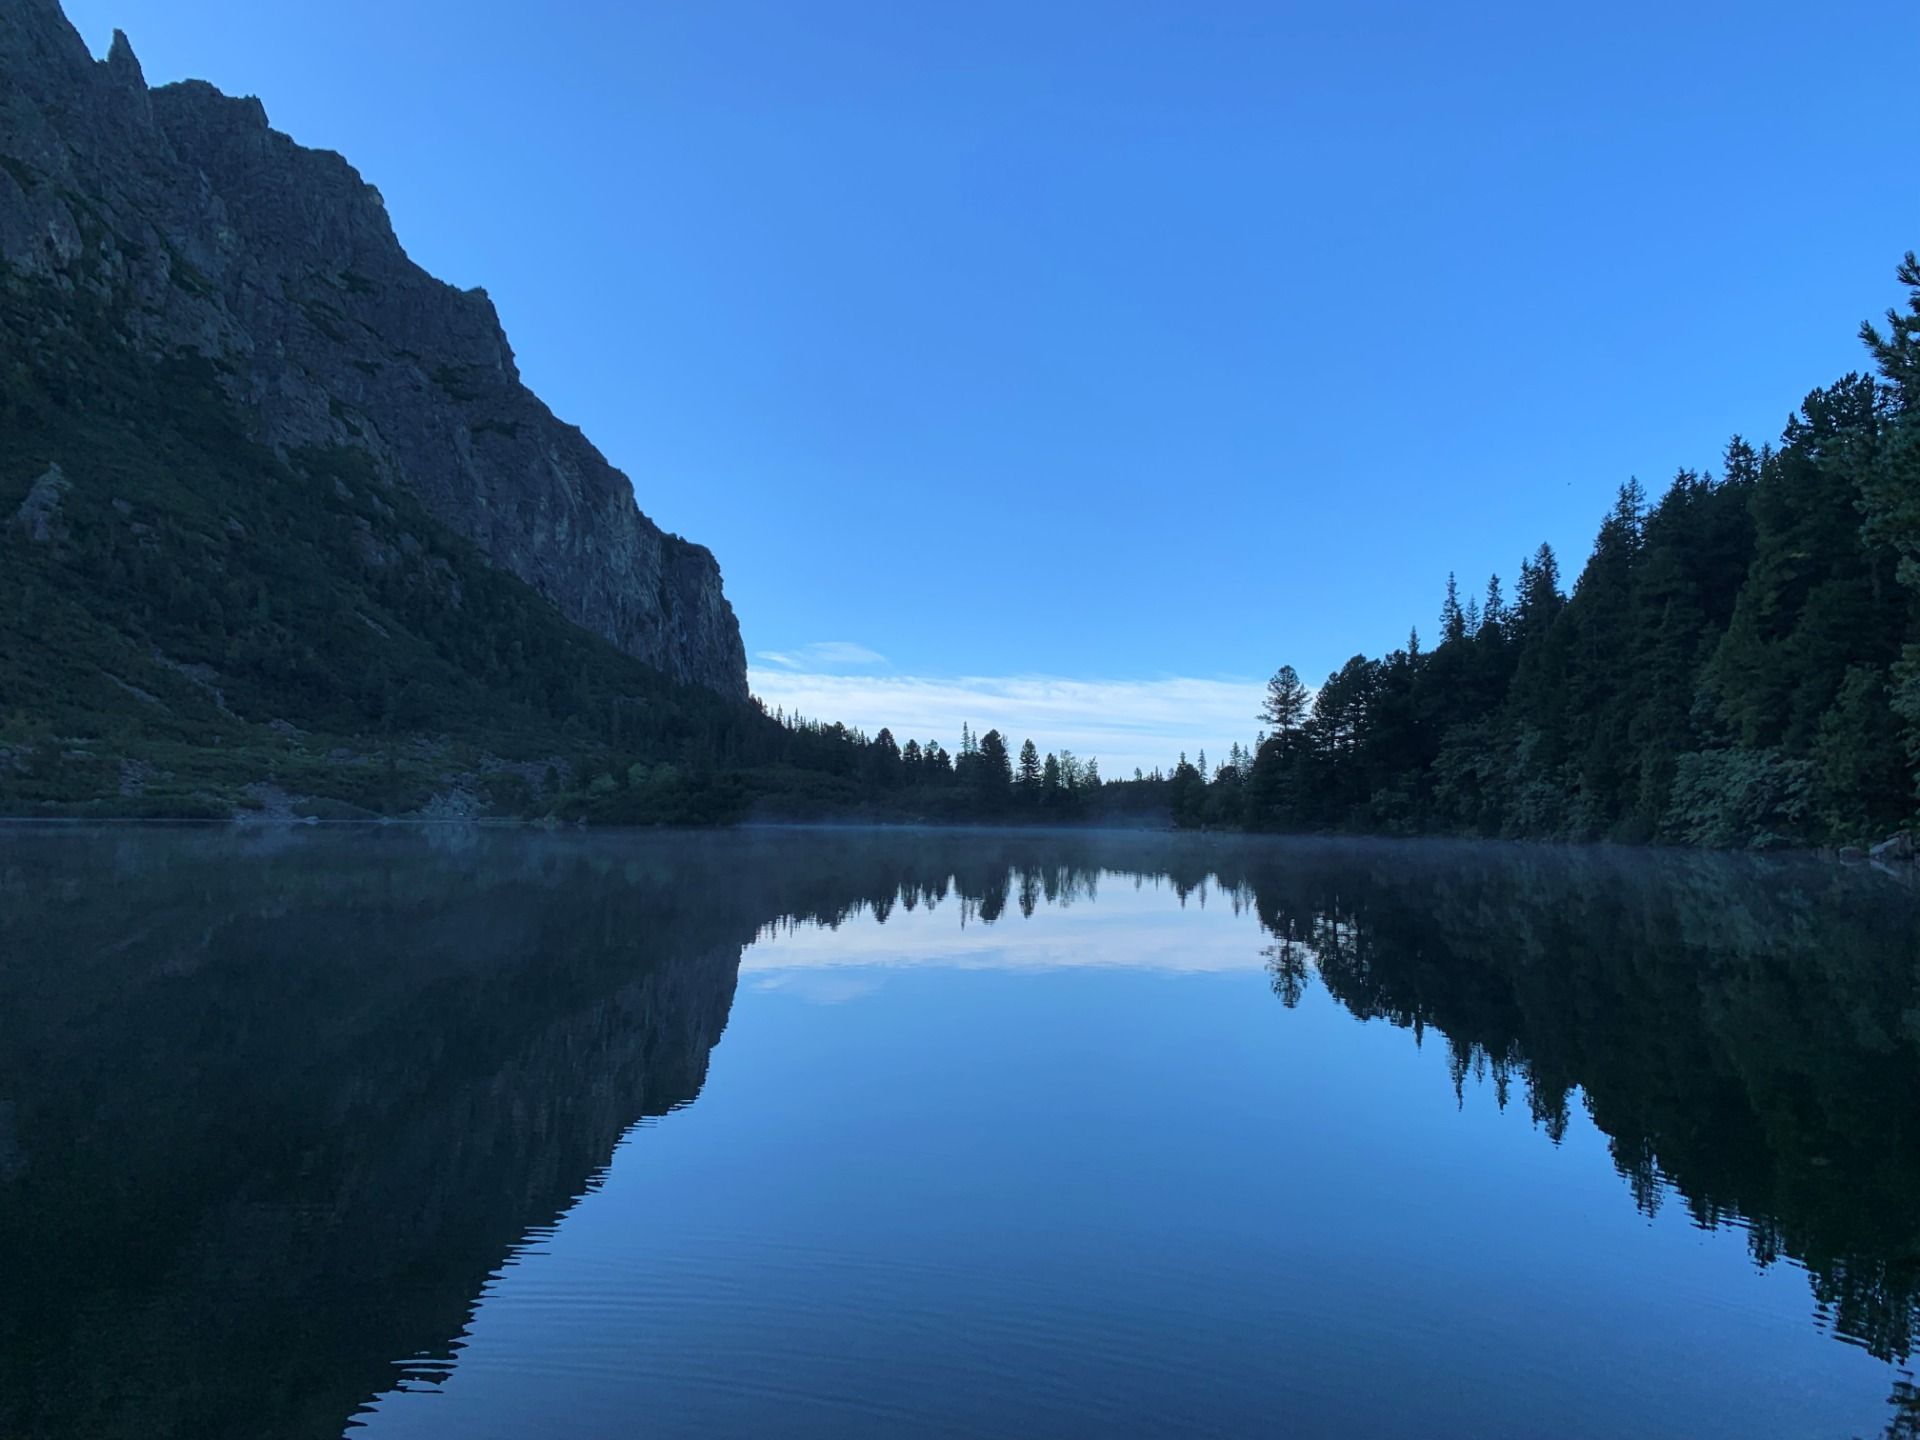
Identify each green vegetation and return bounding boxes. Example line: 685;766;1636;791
0;270;857;822
1152;256;1920;847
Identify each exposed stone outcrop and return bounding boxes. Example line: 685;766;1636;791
10;463;69;542
0;0;748;698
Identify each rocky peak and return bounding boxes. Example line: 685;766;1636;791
0;0;750;701
105;27;143;86
102;28;154;128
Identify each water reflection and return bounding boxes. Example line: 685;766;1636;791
0;829;752;1440
0;828;1915;1438
1239;842;1920;1369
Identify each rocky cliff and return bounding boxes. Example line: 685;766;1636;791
0;0;747;699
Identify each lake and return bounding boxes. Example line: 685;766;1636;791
0;826;1915;1439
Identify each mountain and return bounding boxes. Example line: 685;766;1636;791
0;0;774;816
1;0;749;675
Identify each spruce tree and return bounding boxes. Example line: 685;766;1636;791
1018;739;1042;790
1482;575;1507;633
1441;572;1467;645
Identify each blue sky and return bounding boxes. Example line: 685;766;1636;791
66;0;1920;774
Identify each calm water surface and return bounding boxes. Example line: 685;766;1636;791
1;826;1916;1438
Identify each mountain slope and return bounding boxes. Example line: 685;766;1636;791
0;0;746;699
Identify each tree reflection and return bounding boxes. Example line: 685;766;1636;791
1228;842;1920;1367
0;827;1914;1438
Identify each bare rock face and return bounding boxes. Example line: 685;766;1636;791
0;1;749;700
11;463;70;542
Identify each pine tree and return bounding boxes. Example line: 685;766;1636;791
1441;572;1467;645
1723;435;1762;489
1482;574;1507;633
1705;376;1892;752
1515;544;1564;641
871;728;902;786
1858;265;1920;803
1860;250;1920;403
1168;753;1206;827
1260;665;1311;733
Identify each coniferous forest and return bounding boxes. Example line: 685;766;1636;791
811;254;1920;849
1137;256;1920;848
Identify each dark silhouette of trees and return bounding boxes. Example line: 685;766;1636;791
1189;256;1920;848
974;729;1013;801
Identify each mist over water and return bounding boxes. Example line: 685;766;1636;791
1;827;1914;1439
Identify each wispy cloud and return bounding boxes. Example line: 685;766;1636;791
754;641;889;671
747;668;1266;778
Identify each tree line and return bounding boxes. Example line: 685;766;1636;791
748;259;1920;845
751;715;1118;821
1152;255;1920;847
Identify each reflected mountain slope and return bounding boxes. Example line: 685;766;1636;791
0;830;749;1439
0;828;1915;1437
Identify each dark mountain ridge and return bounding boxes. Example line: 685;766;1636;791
0;0;746;699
